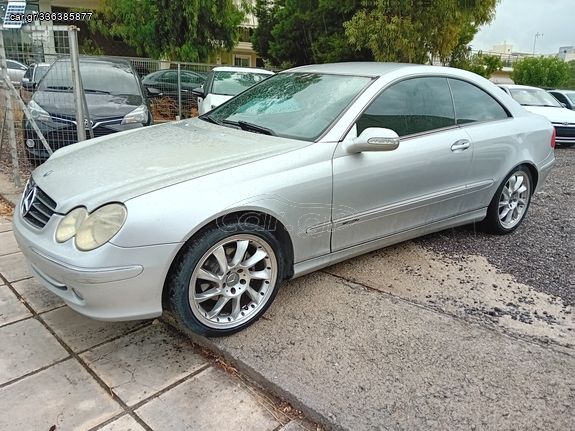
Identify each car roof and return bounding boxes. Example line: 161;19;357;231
287;62;420;77
212;66;274;74
498;84;544;91
55;56;132;66
550;89;575;93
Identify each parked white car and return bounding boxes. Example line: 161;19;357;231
194;66;274;115
500;84;575;146
6;59;28;88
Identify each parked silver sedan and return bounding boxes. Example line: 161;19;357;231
14;63;555;336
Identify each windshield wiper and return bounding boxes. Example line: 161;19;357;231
84;89;111;94
46;85;72;91
199;114;221;125
237;120;275;136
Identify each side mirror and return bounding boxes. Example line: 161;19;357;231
192;86;204;97
21;80;36;91
147;86;162;96
344;127;400;154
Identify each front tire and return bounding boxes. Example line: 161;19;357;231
166;222;285;337
482;167;532;234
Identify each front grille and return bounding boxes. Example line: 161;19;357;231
22;180;58;229
553;126;575;138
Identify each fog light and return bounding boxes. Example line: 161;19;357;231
26;139;35;148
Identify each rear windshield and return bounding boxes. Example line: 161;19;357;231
212;71;272;96
39;60;141;96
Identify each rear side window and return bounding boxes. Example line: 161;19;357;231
356;77;455;137
449;79;509;124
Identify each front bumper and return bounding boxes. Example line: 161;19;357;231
13;205;182;321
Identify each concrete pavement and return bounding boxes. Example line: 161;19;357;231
0;221;309;431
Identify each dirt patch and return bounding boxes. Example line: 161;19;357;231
326;242;574;348
0;194;14;218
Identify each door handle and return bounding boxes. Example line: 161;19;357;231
451;140;470;152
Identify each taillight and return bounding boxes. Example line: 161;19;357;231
551;127;556;149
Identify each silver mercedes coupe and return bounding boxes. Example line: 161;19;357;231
14;63;556;336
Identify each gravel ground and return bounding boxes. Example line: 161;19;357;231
417;146;575;305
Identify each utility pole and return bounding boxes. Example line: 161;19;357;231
533;32;543;55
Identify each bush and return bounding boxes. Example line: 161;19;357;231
511;57;569;88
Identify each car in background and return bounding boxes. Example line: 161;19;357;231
142;69;206;112
548;89;575;110
499;84;575;146
6;59;28;88
142;69;206;97
14;63;555;337
24;56;152;163
194;66;274;115
20;62;51;103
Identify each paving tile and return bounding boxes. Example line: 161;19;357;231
0;231;18;256
0;252;31;282
12;277;65;314
0;359;122;431
0;318;68;384
0;286;31;326
98;414;146;431
279;421;306;431
41;306;146;352
136;366;279;431
82;323;207;406
0;223;13;233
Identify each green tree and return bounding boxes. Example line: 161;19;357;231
511;57;570;88
252;0;372;68
563;60;575;90
345;0;499;64
89;0;244;62
454;52;502;78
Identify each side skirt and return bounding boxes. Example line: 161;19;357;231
292;208;487;278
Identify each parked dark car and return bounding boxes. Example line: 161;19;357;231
24;57;152;163
548;89;575;110
20;62;51;103
142;69;205;98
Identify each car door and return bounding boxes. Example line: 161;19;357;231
447;78;515;209
331;76;473;251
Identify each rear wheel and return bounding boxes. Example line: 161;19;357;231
482;167;532;234
166;223;285;337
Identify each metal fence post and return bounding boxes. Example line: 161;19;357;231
177;63;182;120
0;29;22;187
68;26;87;142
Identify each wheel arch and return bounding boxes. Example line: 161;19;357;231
162;210;295;307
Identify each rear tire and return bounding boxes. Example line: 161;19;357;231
481;167;532;235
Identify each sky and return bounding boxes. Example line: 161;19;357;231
471;0;575;54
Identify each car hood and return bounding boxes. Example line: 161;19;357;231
32;91;143;120
32;118;310;213
522;106;575;123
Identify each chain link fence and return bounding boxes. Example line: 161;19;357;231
0;23;221;190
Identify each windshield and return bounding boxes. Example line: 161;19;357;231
39;60;141;96
212;71;272;96
206;72;373;141
509;88;563;107
565;92;575;104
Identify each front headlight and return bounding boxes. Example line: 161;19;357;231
55;204;127;251
55;207;88;243
121;105;149;125
28;100;51;122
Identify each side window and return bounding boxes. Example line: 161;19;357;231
160;71;177;83
449;79;509;125
356;77;455;137
23;66;33;79
551;92;567;104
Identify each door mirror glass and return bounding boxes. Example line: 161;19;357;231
344;127;400;153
